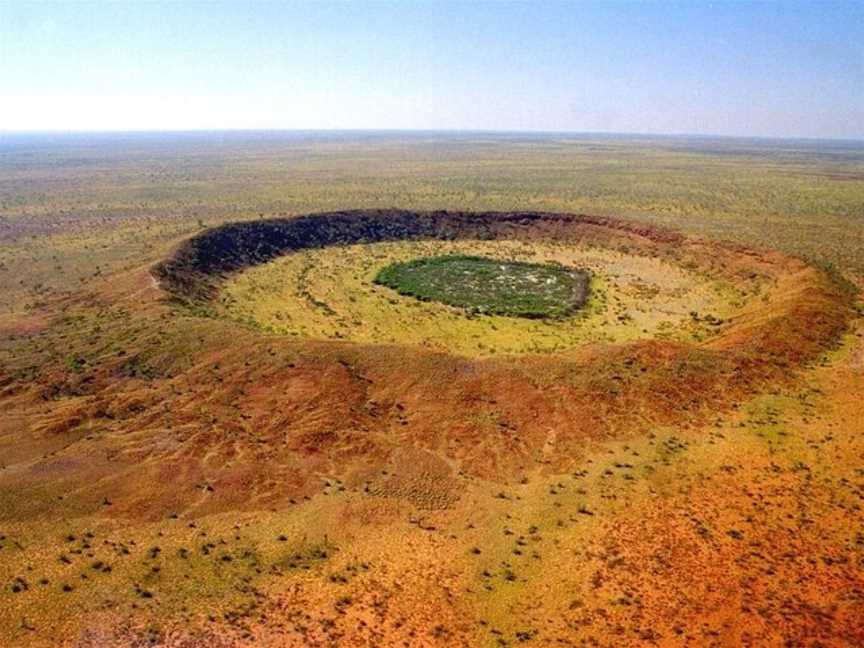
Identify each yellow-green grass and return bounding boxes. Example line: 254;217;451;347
216;239;741;357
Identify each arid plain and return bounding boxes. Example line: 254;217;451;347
1;132;863;647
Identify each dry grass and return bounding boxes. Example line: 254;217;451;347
217;238;737;357
0;133;862;646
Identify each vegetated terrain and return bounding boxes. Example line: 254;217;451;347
217;238;731;356
0;132;863;647
372;255;589;319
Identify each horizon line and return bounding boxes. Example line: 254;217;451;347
1;127;863;145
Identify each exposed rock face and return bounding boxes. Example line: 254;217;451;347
153;210;681;304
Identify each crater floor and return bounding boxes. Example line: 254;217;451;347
217;238;739;357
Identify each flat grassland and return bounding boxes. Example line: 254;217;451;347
0;132;863;647
218;239;735;356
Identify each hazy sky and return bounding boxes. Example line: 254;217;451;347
1;1;862;138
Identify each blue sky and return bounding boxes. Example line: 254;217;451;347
1;1;862;138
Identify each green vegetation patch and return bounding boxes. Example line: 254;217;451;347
373;255;589;318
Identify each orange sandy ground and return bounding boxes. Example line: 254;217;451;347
0;218;861;647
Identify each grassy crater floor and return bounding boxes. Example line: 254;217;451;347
373;255;590;318
215;239;741;357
